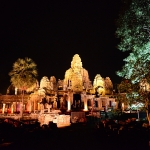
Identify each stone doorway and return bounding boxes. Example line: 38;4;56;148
73;94;81;109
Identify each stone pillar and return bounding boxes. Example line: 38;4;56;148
30;101;32;112
15;88;18;95
84;95;88;111
91;98;94;114
97;98;102;110
13;102;16;113
18;102;21;112
38;102;40;111
24;104;25;112
26;101;32;112
34;99;36;113
11;103;13;114
53;98;57;109
60;97;63;109
40;104;44;114
70;92;73;105
47;104;51;113
20;102;23;118
67;96;71;111
122;103;124;111
2;103;5;114
16;102;18;112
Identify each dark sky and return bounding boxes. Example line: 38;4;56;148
0;1;128;94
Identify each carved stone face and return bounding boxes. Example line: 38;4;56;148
71;54;82;72
64;54;90;92
73;61;82;73
50;76;56;83
93;74;104;88
40;76;50;89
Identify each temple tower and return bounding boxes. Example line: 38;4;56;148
64;54;90;93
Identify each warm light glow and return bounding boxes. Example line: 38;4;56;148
64;54;90;92
11;104;13;114
57;115;71;128
38;102;40;111
38;112;70;127
122;103;124;111
67;98;71;111
84;96;88;111
15;87;17;95
30;101;32;112
2;103;5;114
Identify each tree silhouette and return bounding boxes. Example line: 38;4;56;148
9;57;38;118
116;0;150;124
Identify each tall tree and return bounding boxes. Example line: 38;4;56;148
9;57;38;118
116;0;150;83
117;79;140;111
116;0;150;124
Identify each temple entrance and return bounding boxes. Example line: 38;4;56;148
73;94;81;109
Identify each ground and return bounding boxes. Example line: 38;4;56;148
0;119;150;150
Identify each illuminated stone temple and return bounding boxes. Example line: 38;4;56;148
0;54;116;116
64;54;90;92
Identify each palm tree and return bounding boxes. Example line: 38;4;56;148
9;57;38;118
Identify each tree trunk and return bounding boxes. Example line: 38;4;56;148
146;110;150;126
145;98;150;125
21;90;24;119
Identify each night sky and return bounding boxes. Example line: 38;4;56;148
1;1;128;94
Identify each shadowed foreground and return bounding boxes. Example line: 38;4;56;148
0;119;150;150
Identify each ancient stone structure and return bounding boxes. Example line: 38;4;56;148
104;77;113;95
139;78;150;92
50;76;57;91
40;76;50;89
93;74;114;96
0;54;115;114
93;74;105;96
39;76;51;95
64;54;90;92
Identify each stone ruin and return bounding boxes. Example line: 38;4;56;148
3;54;115;115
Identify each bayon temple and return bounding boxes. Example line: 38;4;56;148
0;54;116;114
